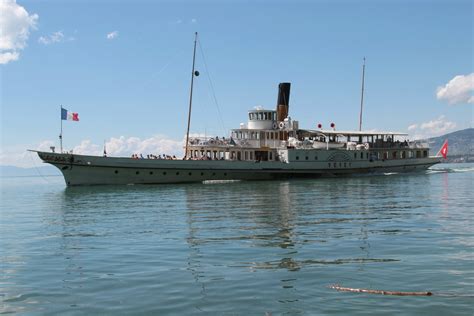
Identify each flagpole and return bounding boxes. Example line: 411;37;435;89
60;105;63;153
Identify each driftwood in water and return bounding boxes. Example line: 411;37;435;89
329;284;432;296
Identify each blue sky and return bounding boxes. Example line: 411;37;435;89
1;0;472;166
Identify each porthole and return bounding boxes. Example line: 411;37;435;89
149;171;153;175
224;173;227;176
114;170;118;174
296;156;299;160
136;171;140;175
314;156;318;160
176;172;180;175
305;157;308;160
163;172;167;175
328;163;331;167
201;172;204;176
212;172;216;176
188;172;192;176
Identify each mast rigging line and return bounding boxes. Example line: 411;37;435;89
197;37;227;137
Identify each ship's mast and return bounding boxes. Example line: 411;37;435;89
184;32;199;159
359;57;366;131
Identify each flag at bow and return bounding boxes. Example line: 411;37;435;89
61;107;79;121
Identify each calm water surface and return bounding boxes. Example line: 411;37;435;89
1;164;473;315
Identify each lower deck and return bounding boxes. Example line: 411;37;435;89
36;150;440;186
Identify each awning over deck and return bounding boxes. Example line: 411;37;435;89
298;129;408;137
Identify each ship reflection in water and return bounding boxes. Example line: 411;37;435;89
3;167;472;314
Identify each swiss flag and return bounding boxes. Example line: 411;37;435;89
440;140;448;159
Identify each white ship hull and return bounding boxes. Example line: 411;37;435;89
36;151;441;186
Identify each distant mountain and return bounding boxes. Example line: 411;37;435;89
425;128;473;162
0;165;61;177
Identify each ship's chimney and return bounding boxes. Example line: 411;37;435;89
276;82;291;121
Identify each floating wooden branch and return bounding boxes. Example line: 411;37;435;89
329;284;432;296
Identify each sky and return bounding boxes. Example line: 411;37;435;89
1;0;473;167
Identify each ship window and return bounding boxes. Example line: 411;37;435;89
176;172;180;175
114;170;118;174
423;150;428;157
333;163;337;167
328;163;331;167
354;153;357;159
163;172;167;175
344;162;346;167
212;172;216;176
269;152;273;160
296;156;299;160
136;171;140;175
339;163;342;167
360;152;364;159
149;171;153;175
366;153;369;159
305;156;308;160
201;172;204;176
224;173;227;176
314;156;318;160
189;172;192;176
264;112;268;120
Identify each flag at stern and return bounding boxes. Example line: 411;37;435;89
437;140;448;159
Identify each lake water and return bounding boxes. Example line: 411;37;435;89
1;164;473;315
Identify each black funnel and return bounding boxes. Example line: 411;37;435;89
276;82;291;121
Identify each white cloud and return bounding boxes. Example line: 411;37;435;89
0;140;55;168
436;73;474;105
0;51;19;63
0;0;38;64
38;31;65;45
407;124;418;131
106;31;118;40
100;135;183;157
407;115;457;139
0;135;185;168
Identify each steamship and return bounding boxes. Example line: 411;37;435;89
33;34;444;186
